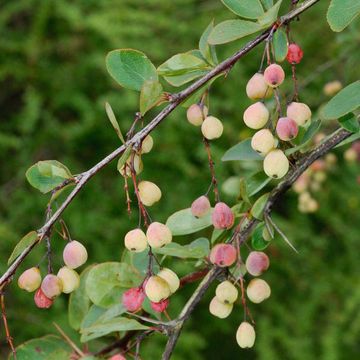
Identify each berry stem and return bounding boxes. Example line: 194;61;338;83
203;138;220;203
291;64;299;101
1;293;17;359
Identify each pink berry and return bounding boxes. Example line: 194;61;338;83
191;196;211;218
264;64;285;88
276;117;298;141
34;288;53;309
109;354;127;360
209;244;237;267
211;202;234;230
286;43;303;64
245;251;270;276
122;287;145;312
150;298;170;313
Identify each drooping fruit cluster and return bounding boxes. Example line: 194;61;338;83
209;280;238;318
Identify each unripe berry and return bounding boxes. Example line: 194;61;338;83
313;171;326;183
276;117;299;141
150;298;169;313
286;43;303;64
212;202;234;230
310;159;326;172
251;129;276;156
264;63;285;88
57;267;80;294
243;102;269;129
140;135;153;154
144;275;171;303
146;222;172;248
41;274;63;299
344;148;357;163
325;153;337;167
209;296;233;319
293;173;309;193
236;322;256;348
124;229;148;253
209;244;237;267
215;280;238;304
246;278;271;304
201;116;223;140
138;181;162;207
34;288;53;309
245;251;270;276
263;149;289;179
157;268;180;294
246;73;273;100
191;195;211;218
323;80;342;96
63;240;88;269
122;287;145;312
18;267;41;292
119;154;143;177
109;354;126;360
187;104;204;126
286;102;311;126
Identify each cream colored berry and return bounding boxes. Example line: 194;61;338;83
41;274;63;299
140;135;154;154
57;267;80;294
236;322;256;348
157;268;180;294
138;181;162;207
144;275;171;302
246;278;271;304
215;280;238;304
246;73;273;100
263;149;289;179
251;129;275;156
201;116;223;140
146;222;172;248
187;104;204;126
243;102;269;129
209;296;233;319
63;240;88;269
124;229;148;252
286;102;311;126
18;267;41;292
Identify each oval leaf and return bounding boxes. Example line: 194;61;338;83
338;113;360;133
327;0;360;32
221;0;264;19
222;138;263;161
273;28;288;62
8;231;39;265
199;20;218;65
251;223;271;250
257;0;283;27
251;193;270;219
140;80;163;115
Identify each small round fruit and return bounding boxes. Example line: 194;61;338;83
212;202;234;230
18;267;41;292
157;268;180;294
124;229;148;253
293;173;309;193
201;116;223;140
41;274;63;299
109;354;126;360
209;244;237;267
246;278;271;304
243;102;269;129
264;63;285;88
236;322;256;348
63;240;88;269
119;154;143;177
150;298;169;313
276;117;299;141
144;275;171;303
215;280;238;304
187;104;204;126
286;43;303;64
245;251;270;276
57;267;80;294
209;296;233;319
286;102;311;126
344;148;357;162
122;287;145;312
138;181;162;207
263;149;289;179
246;73;273;100
34;288;53;309
141;135;154;154
323;80;342;96
251;129;276;156
191;195;211;218
146;222;172;248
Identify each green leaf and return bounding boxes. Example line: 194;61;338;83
106;49;158;91
335;132;360;148
327;0;360;32
140;80;163;115
199;20;218;66
247;173;272;196
251;193;270;219
239;178;250;204
338;113;360;133
117;147;132;173
26;160;73;194
321;81;360;120
153;238;210;259
222;138;263;161
81;305;106;329
221;0;264;19
105;102;125;143
166;208;213;236
251;223;270;250
261;0;273;10
208;20;263;45
257;0;283;27
8;231;39;265
273;28;288;62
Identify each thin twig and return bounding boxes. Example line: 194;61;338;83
53;322;85;357
1;293;16;359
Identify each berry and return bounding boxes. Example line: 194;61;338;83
138;181;162;207
323;80;342;96
57;267;80;294
41;274;63;299
34;288;53;309
187;104;204;126
251;129;276;156
157;268;180;294
215;280;238;304
211;202;234;230
344;148;357;162
263;149;289;179
146;222;172;248
109;354;127;360
144;275;171;303
243;102;269;129
119;154;143;177
122;287;145;312
293;173;309;193
246;278;271;303
18;267;41;292
276;117;299;141
63;240;88;269
246;73;273;100
286;102;311;126
124;229;148;253
236;322;256;348
209;244;237;267
201;116;223;140
191;195;211;218
264;63;285;88
286;43;303;64
245;251;270;276
209;296;233;319
150;298;169;313
140;135;153;154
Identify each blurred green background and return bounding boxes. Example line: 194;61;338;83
0;0;359;359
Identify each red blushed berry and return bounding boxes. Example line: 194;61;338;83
34;288;53;309
209;244;237;267
122;287;145;312
286;43;303;64
211;202;234;230
150;298;170;313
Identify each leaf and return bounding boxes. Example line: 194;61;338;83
117;147;132;173
106;49;158;91
8;231;39;265
153;238;210;259
321;81;360;120
105;102;125;143
166;208;213;236
239;178;250;204
335;132;360;148
26;160;73;194
251;223;270;250
251;193;270;219
199;20;218;65
208;20;263;45
327;0;360;32
247;173;272;196
338;113;360;133
221;0;264;19
222;138;263;161
257;0;283;27
81;305;106;329
140;80;163;115
273;28;288;62
261;0;274;10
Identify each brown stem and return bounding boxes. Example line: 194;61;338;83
179;268;210;287
1;293;16;359
203;138;220;202
291;64;299;101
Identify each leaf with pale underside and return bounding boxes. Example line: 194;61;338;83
8;231;39;265
105;102;125;143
